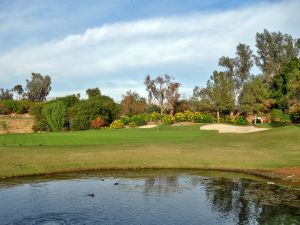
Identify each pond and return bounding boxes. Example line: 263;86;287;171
0;170;299;225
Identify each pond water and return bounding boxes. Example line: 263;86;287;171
0;170;299;225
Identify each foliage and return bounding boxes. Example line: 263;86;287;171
235;116;248;125
110;120;124;129
144;74;180;114
150;111;161;123
193;112;203;123
174;112;185;122
224;115;235;124
120;116;131;126
239;76;270;114
26;73;51;102
121;90;146;116
255;29;299;83
145;104;161;114
202;112;216;123
161;115;175;125
56;95;80;108
29;102;49;132
86;88;101;99
90;117;105;129
0;88;13;100
42;101;67;132
183;110;194;122
69;96;119;131
0;100;31;114
290;109;300;123
131;114;149;126
270;109;286;123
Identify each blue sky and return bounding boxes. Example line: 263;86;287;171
0;0;299;100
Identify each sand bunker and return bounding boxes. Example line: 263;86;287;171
138;125;157;129
200;124;269;133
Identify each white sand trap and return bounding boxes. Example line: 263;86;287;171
200;124;269;133
138;125;157;129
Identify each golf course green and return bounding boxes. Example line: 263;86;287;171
0;124;299;178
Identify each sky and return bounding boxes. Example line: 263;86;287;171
0;0;299;101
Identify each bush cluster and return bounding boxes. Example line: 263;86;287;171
110;120;124;129
90;117;105;129
235;116;248;125
0;100;31;115
161;115;175;125
270;109;291;123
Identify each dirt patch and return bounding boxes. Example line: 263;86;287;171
172;122;194;126
273;168;300;179
200;124;269;133
0;114;34;134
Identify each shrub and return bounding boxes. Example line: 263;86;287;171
0;103;10;115
161;115;175;125
120;116;131;126
42;101;67;132
235;116;248;125
150;112;161;123
183;110;194;122
29;102;49;132
174;112;185;122
69;96;119;131
202;112;215;123
193;112;203;123
225;115;235;124
131;114;149;126
90;117;105;129
110;120;124;129
270;109;284;123
291;109;300;123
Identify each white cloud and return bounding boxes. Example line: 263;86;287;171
0;0;299;99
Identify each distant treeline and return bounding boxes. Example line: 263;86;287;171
0;29;299;131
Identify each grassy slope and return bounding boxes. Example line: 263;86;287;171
0;125;299;177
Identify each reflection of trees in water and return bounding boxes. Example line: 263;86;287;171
144;176;179;195
203;178;300;225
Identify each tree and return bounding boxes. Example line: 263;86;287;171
219;43;253;106
86;87;101;99
42;101;67;132
194;71;235;122
0;88;13;100
239;76;270;123
144;74;180;114
121;90;146;116
271;57;300;111
255;29;299;83
13;85;24;100
26;73;51;102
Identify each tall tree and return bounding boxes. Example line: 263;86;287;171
86;87;101;99
26;73;51;102
271;57;300;111
144;74;180;114
239;76;270;123
13;84;24;100
194;71;235;122
255;29;299;83
0;88;13;100
121;90;146;116
219;43;253;106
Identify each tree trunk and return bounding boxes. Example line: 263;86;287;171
217;110;220;123
254;114;257;124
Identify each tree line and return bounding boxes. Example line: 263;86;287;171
1;29;299;131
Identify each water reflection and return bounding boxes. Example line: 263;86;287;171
0;170;299;225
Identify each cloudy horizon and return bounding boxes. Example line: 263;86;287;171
0;0;299;101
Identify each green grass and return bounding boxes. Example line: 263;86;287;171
0;124;299;178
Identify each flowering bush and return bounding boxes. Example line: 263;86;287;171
110;120;124;129
161;115;175;125
90;117;105;129
150;112;161;123
183;110;193;122
193;112;203;123
174;112;185;122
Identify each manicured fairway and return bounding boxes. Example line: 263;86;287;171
0;125;299;177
